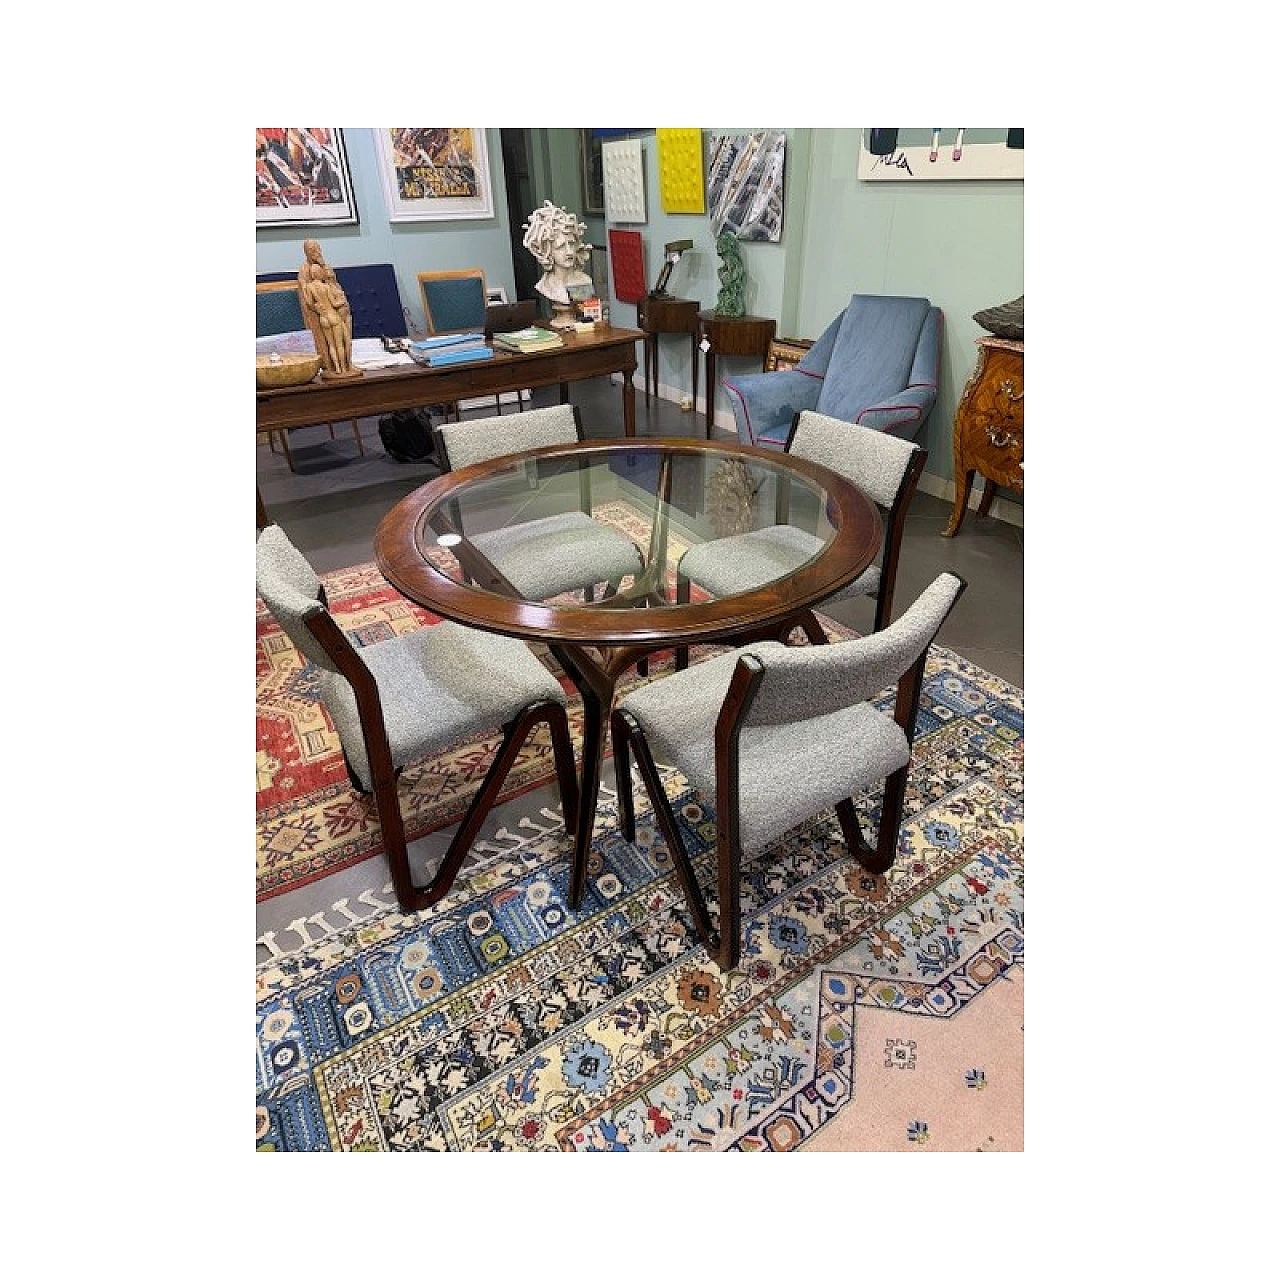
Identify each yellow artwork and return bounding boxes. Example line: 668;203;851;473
657;128;705;214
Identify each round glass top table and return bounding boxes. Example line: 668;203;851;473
374;436;881;906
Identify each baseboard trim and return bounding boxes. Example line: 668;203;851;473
916;473;1024;528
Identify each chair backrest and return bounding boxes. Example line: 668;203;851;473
256;281;306;338
435;403;582;472
259;264;409;338
740;572;965;730
810;294;939;424
419;269;488;335
787;409;921;509
786;408;927;629
254;524;338;674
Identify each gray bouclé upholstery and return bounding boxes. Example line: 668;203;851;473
255;524;566;791
677;410;920;613
619;573;962;854
613;570;965;969
435;404;643;601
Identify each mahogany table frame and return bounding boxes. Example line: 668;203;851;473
374;437;882;913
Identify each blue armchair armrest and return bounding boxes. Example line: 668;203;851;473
856;384;938;438
723;368;823;448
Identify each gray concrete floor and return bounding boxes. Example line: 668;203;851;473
256;378;1023;955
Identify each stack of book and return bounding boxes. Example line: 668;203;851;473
408;332;493;367
491;326;565;354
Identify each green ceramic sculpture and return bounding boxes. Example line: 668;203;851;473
714;231;746;317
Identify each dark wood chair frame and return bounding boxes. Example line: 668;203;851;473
673;413;928;670
611;579;963;970
303;582;581;914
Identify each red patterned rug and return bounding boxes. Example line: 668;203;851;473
256;503;850;901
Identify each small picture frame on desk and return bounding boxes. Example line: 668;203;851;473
765;337;814;372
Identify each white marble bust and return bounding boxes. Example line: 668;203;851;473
522;200;594;305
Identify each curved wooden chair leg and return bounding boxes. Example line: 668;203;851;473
617;711;719;954
383;700;569;913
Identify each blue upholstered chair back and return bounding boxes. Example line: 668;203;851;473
256;285;306;337
419;272;487;335
724;293;942;447
257;263;409;338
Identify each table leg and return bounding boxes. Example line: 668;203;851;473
690;333;699;418
622;366;636;438
558;382;570;405
643;334;654;407
551;644;615;909
704;350;716;438
977;476;998;517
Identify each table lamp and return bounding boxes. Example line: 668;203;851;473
650;240;693;297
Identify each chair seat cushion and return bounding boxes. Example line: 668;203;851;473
679;526;880;602
470;512;643;600
619;642;908;851
320;621;566;789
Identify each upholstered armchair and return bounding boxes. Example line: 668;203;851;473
724;294;942;448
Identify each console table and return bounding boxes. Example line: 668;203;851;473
943;336;1024;537
636;294;700;410
698;311;776;438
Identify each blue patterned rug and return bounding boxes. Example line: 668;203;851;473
255;645;1023;1151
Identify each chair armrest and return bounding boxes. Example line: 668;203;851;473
855;384;938;439
723;369;823;447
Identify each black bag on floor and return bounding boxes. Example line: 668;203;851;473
378;408;435;463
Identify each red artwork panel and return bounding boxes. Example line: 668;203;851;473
608;229;646;303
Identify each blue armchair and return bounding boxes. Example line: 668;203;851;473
724;294;942;448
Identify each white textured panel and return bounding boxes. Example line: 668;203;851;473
602;138;646;224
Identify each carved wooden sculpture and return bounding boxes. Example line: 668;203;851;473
298;239;362;381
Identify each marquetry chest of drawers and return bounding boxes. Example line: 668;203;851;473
943;336;1024;537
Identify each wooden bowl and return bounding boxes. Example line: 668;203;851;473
256;352;321;389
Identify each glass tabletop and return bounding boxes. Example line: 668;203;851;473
375;438;881;649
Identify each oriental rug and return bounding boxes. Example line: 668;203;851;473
255;644;1024;1152
255;502;842;901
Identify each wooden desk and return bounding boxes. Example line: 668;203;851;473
636;295;700;410
943;336;1024;537
697;311;776;437
375;438;881;911
257;326;642;439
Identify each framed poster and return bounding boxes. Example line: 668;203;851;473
372;129;495;222
579;130;605;213
256;128;358;227
857;128;1024;181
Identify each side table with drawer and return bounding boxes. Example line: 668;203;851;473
637;294;700;410
698;311;777;439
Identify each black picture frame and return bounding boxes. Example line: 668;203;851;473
579;130;605;214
